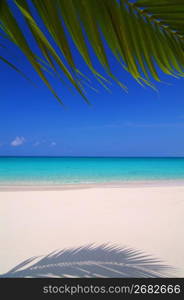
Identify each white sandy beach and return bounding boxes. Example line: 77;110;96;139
0;183;184;276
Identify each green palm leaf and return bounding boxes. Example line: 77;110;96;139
0;244;174;278
0;55;37;84
0;0;184;103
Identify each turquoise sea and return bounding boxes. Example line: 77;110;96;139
0;157;184;185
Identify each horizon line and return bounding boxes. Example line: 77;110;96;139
0;156;184;159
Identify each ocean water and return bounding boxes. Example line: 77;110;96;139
0;157;184;185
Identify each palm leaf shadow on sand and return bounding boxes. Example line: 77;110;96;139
1;244;175;278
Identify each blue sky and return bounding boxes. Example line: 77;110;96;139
0;10;184;157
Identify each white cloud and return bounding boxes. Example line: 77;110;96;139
33;141;40;147
33;140;56;147
11;136;25;147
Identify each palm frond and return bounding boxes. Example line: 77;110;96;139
135;0;184;37
0;55;35;84
0;0;184;103
0;244;174;278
